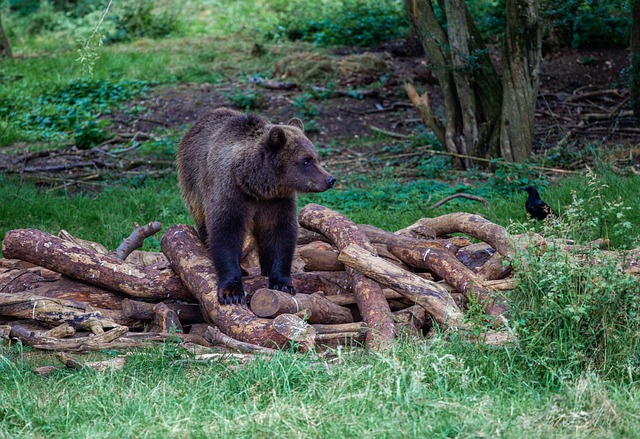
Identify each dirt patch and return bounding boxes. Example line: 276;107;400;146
2;41;638;186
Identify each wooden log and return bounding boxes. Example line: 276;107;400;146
338;244;464;327
456;242;496;271
402;213;515;258
312;321;368;334
249;288;354;324
391;244;508;323
394;305;430;335
10;322;128;351
325;289;404;306
298;242;344;271
205;326;279;355
0;291;122;332
150;302;183;333
2;228;193;301
160;224;313;349
121;299;204;323
298;204;395;350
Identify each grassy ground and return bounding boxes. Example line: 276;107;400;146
1;1;640;438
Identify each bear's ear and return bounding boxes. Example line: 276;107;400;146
266;126;287;152
288;118;304;132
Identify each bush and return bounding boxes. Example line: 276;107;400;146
271;0;408;47
510;170;640;383
107;0;182;43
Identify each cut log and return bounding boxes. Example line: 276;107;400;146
298;204;395;350
363;225;509;323
402;213;515;258
249;288;354;324
338;244;464;327
2;228;193;301
121;299;204;323
160;224;313;349
0;291;121;332
298;242;344;271
111;221;162;260
150;302;183;333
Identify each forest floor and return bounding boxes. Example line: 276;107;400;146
2;40;638;183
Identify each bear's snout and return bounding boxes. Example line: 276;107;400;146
327;176;336;188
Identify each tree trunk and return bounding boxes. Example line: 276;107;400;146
631;0;640;115
0;15;11;59
500;0;542;162
405;0;541;165
404;0;502;168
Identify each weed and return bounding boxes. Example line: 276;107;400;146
510;171;640;383
223;85;265;111
271;0;408;47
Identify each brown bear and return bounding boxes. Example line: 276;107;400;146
176;107;336;304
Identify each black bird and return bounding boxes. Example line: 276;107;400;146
523;186;557;221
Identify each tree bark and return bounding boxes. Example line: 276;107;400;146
631;0;640;114
160;224;314;349
249;288;354;324
2;228;193;301
0;15;11;59
298;204;395;350
500;0;542;162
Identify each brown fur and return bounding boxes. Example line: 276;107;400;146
176;107;335;304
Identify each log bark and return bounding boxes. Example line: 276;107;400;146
338;244;464;327
298;204;395;350
250;288;353;324
298;242;344;271
2;228;193;301
160;224;313;349
149;302;183;333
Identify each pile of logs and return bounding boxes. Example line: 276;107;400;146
0;203;530;356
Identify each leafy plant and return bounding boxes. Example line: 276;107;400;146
223;85;265;111
272;0;408;47
510;170;640;383
0;78;149;147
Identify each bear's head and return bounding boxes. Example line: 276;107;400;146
262;118;336;195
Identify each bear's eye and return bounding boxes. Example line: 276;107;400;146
302;158;312;166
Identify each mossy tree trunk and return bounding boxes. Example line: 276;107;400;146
405;0;541;167
0;15;11;58
500;0;542;162
631;0;640;115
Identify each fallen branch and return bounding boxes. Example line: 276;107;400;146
430;193;490;210
112;221;163;260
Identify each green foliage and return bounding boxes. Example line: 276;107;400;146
106;0;183;43
223;85;265;111
545;0;632;47
0;78;149;147
489;160;549;195
510;170;640;383
271;0;408;47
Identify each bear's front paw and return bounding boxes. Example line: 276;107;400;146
269;280;295;295
217;287;247;305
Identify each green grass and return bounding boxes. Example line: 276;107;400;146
1;336;639;438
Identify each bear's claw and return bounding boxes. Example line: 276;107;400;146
269;281;295;295
217;287;247;305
